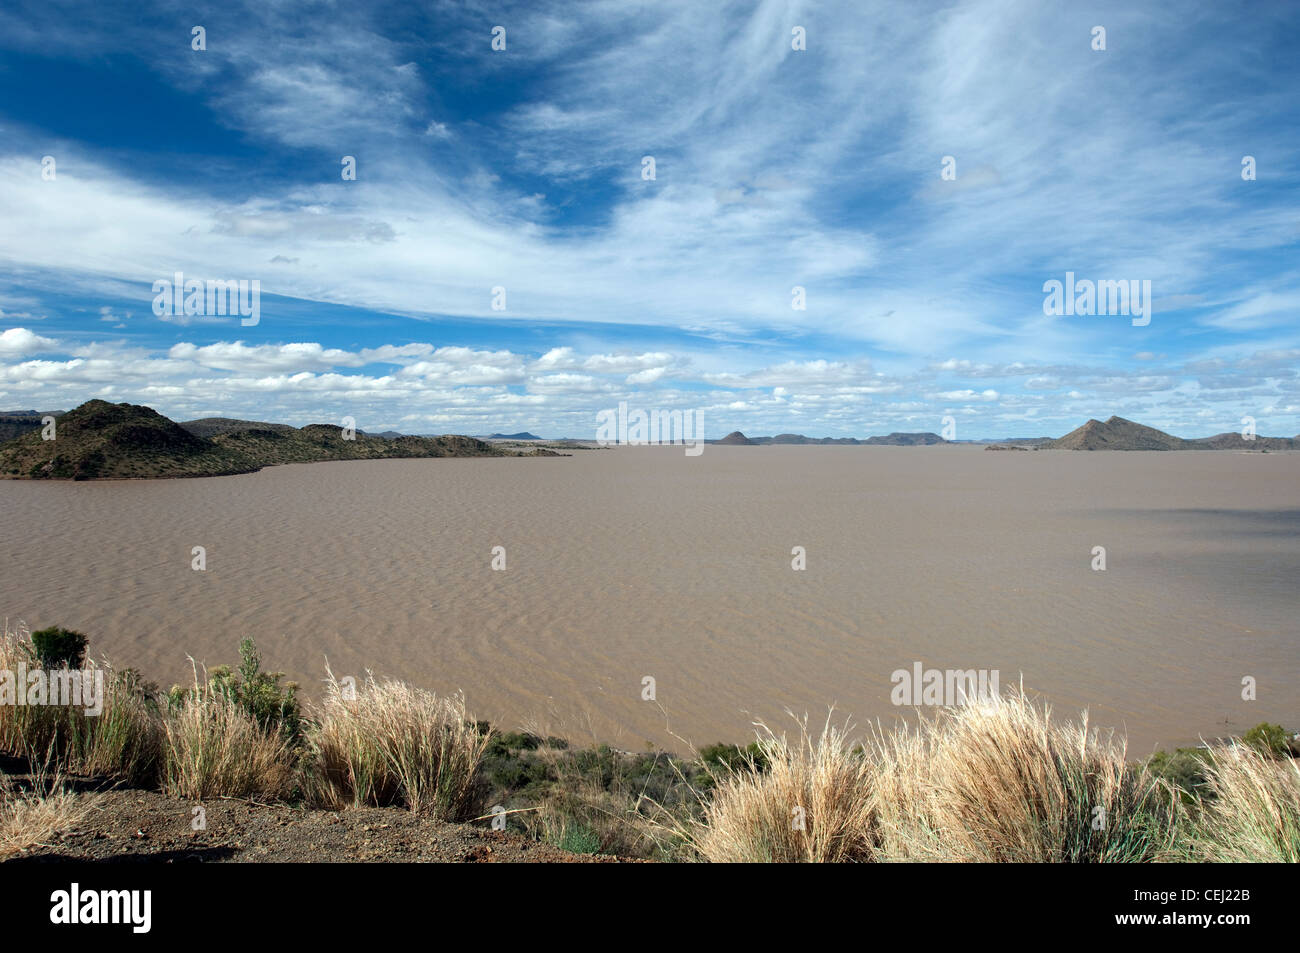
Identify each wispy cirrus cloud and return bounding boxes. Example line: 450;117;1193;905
0;0;1295;435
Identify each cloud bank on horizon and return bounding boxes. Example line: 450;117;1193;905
0;0;1297;439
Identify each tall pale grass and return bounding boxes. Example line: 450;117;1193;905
863;717;948;861
1187;743;1300;862
672;691;1182;863
304;668;490;819
0;622;162;784
160;663;296;800
681;713;878;862
922;691;1178;862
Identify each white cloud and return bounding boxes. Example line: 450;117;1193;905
0;327;59;358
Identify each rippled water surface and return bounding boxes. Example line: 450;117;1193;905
2;446;1296;753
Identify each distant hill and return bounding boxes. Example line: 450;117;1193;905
765;433;854;445
970;437;1054;447
714;418;1299;450
0;410;63;443
179;417;297;438
182;417;407;441
1044;416;1191;450
1188;432;1299;451
713;431;947;446
1;401;249;479
0;400;508;480
1035;416;1298;451
484;432;542;441
715;431;758;445
203;424;501;470
863;432;946;446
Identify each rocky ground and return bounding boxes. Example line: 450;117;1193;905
8;785;638;864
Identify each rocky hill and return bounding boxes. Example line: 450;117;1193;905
178;417;297;438
0;400;508;480
1026;417;1297;451
862;432;946;446
1189;431;1299;451
1043;416;1194;450
715;431;758;445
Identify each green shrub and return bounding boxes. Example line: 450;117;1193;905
486;730;542;755
485;750;554;793
699;741;769;774
204;638;300;741
29;627;88;669
569;745;619;788
1146;747;1212;803
1243;723;1289;758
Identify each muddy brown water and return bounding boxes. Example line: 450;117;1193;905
2;446;1296;755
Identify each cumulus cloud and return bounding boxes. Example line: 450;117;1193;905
0;327;59;358
0;1;1296;437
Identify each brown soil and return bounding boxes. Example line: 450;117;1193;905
8;786;640;864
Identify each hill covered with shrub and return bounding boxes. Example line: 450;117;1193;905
0;400;509;479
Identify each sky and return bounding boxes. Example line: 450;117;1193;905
0;0;1297;439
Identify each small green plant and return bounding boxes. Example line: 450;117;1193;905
29;627;88;669
204;638;300;741
557;821;603;855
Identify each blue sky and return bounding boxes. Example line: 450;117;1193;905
0;0;1297;439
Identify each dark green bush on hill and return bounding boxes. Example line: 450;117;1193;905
30;626;89;668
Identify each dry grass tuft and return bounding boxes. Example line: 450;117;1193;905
0;762;92;862
1186;743;1300;862
160;663;296;800
922;690;1177;862
660;690;1182;863
862;716;948;861
304;667;490;820
678;712;877;863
